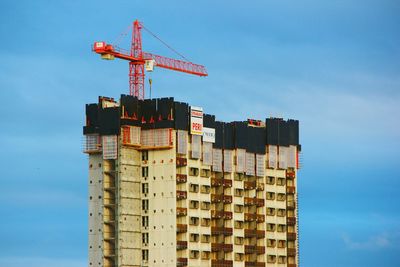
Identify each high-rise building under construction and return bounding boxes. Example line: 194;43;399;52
83;94;300;267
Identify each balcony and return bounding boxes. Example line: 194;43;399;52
244;197;264;207
211;210;233;220
176;207;187;216
286;171;295;179
244;213;256;222
244;262;265;267
287;186;295;194
176;174;187;183
244;181;256;190
176;190;187;200
244;245;264;254
288;265;297;267
287;201;296;210
244;229;265;239
287;233;297;241
256;214;265;223
211;178;232;187
211;226;233;235
223;195;233;203
287;248;296;257
211;243;233;252
176;157;187;167
287;216;296;225
177;224;187;233
177;241;187;250
211;259;233;267
177;257;188;267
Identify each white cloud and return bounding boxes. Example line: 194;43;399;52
342;232;392;250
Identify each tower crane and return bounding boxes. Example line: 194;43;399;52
93;20;208;100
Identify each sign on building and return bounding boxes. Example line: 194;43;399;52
202;127;215;143
190;106;203;135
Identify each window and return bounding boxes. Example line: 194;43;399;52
267;239;276;248
189;200;199;209
142;150;148;161
201;251;210;260
234;237;244;245
201;234;210;243
142;216;149;227
189;183;199;193
142;199;149;211
234;220;244;229
266;192;275;200
277;224;286;232
201;218;210;227
277;209;286;217
267;255;276;263
142;183;149;194
278;240;286;248
200;185;210;194
235;253;244;261
278;256;287;264
142;233;149;244
201;201;210;210
190;250;199;259
234;204;243;213
277;193;285;201
142;167;148;178
267;223;276;232
266;176;275;185
189;217;199;226
189;167;199;176
234;173;244;181
200;169;210;177
277;178;285;186
267;208;275;216
142;250;149;261
190;234;199;242
234;188;244;197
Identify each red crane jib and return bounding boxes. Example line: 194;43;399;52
93;42;207;77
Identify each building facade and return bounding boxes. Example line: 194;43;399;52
84;95;300;267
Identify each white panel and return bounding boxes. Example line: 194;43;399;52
279;146;288;169
84;134;101;152
141;129;154;147
288;145;297;168
202;142;213;166
268;145;277;169
223;150;233;173
202;127;215;143
236;149;246;173
177;130;187;154
191;135;201;159
154;128;172;147
102;135;118;159
212;149;223;172
245;152;255;176
256;154;265;177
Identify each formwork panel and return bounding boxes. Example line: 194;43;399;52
288;145;297;168
245;152;255;176
212;148;223;172
279;146;288;169
256;154;265;177
191;134;201;159
268;145;277;169
202;141;213;166
177;130;187;154
236;149;246;173
223;149;233;173
102;135;118;159
119;248;141;266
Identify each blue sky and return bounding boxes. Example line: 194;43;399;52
1;0;399;266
